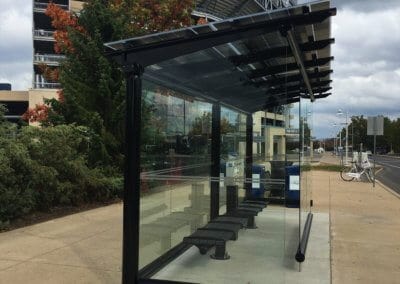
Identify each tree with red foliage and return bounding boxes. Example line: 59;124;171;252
45;2;85;54
26;0;196;168
22;104;50;124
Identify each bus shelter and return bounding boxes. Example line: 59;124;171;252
105;1;335;283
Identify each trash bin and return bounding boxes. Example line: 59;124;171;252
251;164;266;198
285;165;300;208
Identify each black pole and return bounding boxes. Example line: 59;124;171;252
295;212;313;262
245;114;253;199
123;64;143;284
373;134;376;188
211;103;221;220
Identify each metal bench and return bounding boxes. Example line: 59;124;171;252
183;229;234;260
198;222;242;240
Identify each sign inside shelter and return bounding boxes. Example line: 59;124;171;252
252;174;260;189
219;173;225;187
289;175;300;191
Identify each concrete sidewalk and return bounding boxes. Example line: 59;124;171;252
312;168;400;283
0;154;399;283
0;204;123;283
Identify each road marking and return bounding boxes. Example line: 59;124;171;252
376;161;400;169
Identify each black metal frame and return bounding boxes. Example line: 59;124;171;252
123;65;144;284
211;103;221;220
245;114;253;199
295;212;313;263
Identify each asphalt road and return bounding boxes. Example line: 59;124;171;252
374;155;400;194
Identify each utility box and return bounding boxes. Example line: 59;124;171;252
285;165;300;208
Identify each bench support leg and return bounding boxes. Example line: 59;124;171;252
210;242;230;260
246;216;257;229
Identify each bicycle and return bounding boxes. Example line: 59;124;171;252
340;160;374;182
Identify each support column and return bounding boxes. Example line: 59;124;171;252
123;64;143;284
245;114;253;199
210;103;221;220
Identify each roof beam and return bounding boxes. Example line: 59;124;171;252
230;38;334;66
262;97;300;109
248;56;333;79
301;92;331;99
267;86;332;97
252;69;333;87
263;79;332;93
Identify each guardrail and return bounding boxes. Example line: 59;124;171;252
34;29;55;39
254;0;295;10
34;54;65;65
34;2;68;11
33;82;61;89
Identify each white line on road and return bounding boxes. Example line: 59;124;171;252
376;161;400;169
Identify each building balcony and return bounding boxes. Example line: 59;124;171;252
33;29;55;41
33;2;68;13
254;0;295;10
34;54;65;66
33;82;61;89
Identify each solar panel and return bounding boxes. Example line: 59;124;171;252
105;0;335;111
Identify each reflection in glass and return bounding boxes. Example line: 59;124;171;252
139;81;212;269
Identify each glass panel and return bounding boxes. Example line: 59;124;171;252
299;98;313;247
138;38;301;284
220;107;246;215
282;101;301;272
139;81;212;269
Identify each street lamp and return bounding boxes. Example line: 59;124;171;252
337;109;349;165
332;123;340;155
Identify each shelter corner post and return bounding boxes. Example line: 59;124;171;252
211;103;221;220
123;63;144;284
245;114;253;199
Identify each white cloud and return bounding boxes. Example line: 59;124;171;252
0;0;32;90
313;4;400;138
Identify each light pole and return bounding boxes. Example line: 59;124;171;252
337;109;349;165
332;123;339;156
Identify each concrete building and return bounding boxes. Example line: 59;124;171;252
0;1;84;123
33;0;84;89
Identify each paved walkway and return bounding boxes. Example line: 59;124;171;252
312;154;400;284
0;153;399;283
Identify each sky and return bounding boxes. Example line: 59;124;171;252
299;0;400;138
0;0;399;138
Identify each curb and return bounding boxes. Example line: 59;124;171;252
378;155;400;159
375;179;400;199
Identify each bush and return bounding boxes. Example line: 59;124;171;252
0;134;36;223
0;123;122;225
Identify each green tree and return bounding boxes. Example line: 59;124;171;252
37;0;195;169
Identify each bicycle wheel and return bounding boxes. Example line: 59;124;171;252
340;165;356;181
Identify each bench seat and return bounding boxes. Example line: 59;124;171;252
183;229;234;260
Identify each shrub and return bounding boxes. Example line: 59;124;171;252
0;136;36;223
0;123;123;224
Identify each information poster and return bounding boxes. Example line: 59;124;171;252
289;175;300;191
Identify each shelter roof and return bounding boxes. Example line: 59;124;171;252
105;0;335;113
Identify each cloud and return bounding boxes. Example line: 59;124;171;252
311;2;400;138
332;0;400;12
332;8;400;71
0;0;32;90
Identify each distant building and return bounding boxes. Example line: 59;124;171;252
33;0;84;89
1;0;295;128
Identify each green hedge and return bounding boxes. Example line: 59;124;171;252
0;123;122;226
